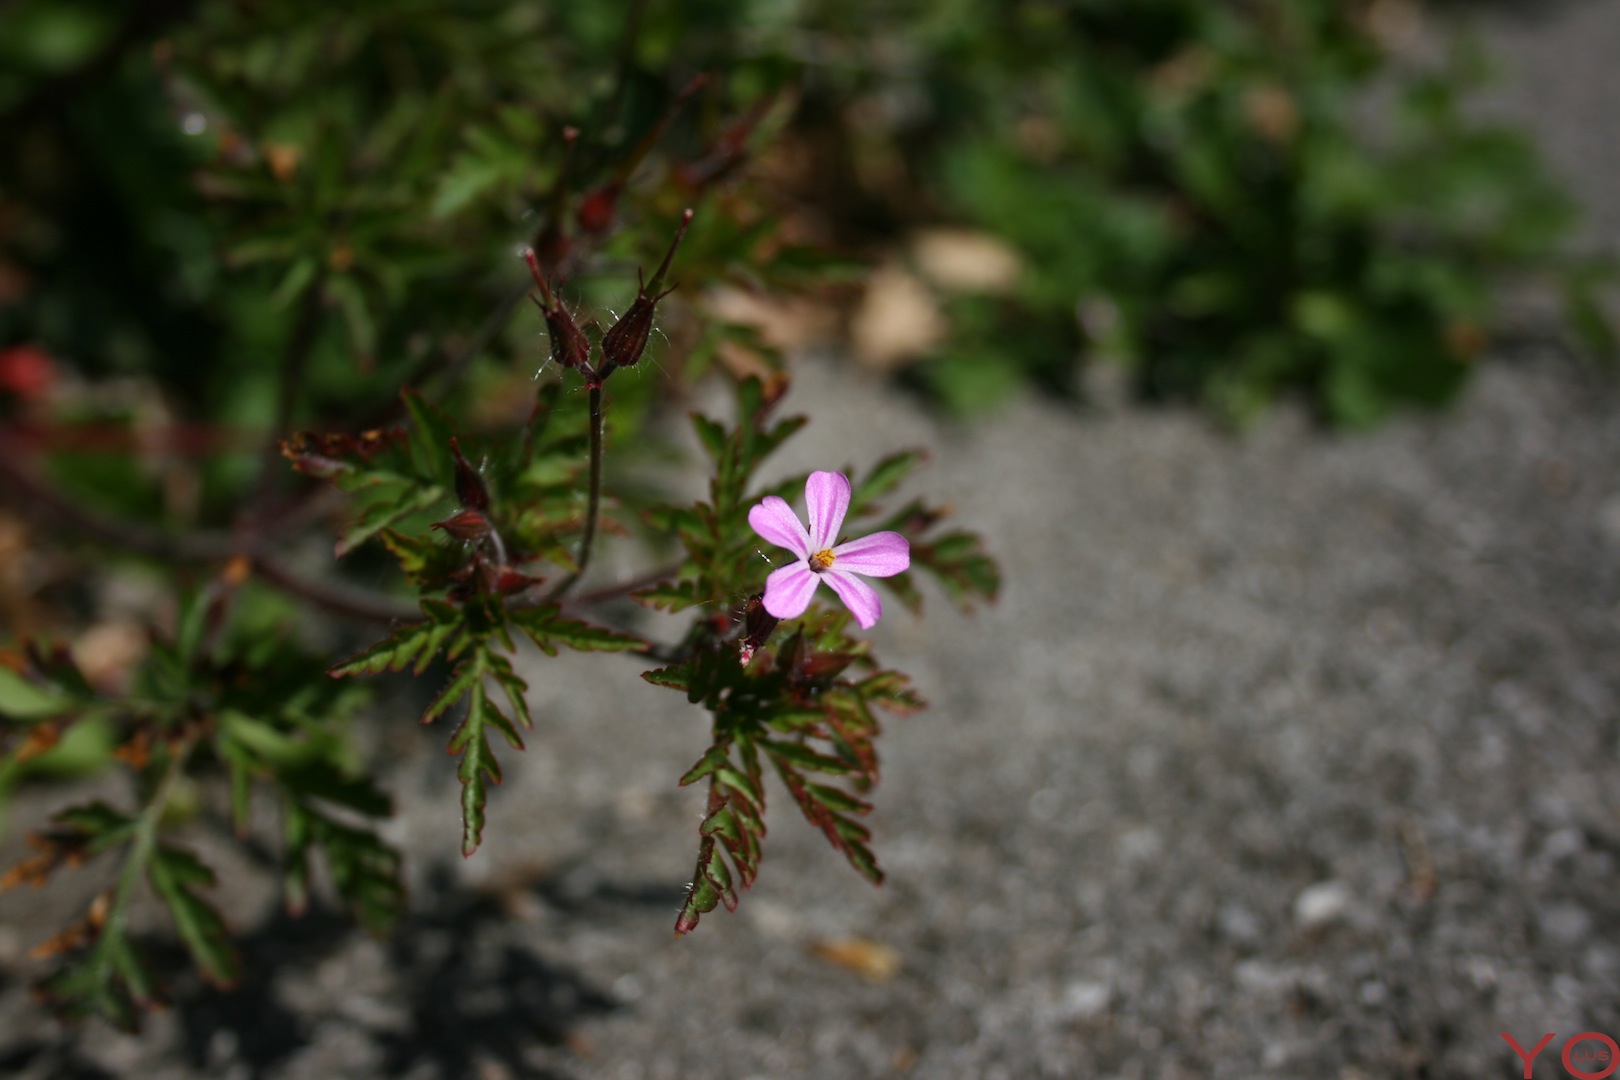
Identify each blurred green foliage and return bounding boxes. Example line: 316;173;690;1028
3;0;1607;435
786;0;1608;423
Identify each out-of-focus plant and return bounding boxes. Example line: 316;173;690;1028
775;0;1613;424
0;0;996;1032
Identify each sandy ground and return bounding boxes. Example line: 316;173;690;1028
3;3;1619;1078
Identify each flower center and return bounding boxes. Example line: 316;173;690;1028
809;549;836;572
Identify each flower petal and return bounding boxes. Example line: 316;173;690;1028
830;531;910;578
762;563;819;620
804;471;851;551
748;496;810;558
823;569;882;629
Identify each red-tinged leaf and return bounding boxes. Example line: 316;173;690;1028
279;428;405;480
806;782;872;815
774;761;884;885
763;739;857;776
715;766;763;811
486;651;533;731
703;844;738;912
699;803;743;844
913;530;1001;609
675;839;721;935
432;508;492;541
420;661;484;725
678;742;729;786
857;671;926;715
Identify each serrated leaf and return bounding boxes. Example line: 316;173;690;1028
913;530;1002;609
283;801;403;934
509;605;643;655
675;839;722;935
149;845;240;988
379;528;465;587
329;601;463;678
51;802;138;853
773;760;884;885
857;671;926;714
677;741;728;785
336;481;447;557
442;655;526;858
690;411;729;462
851;450;926;510
36;932;153;1031
763;739;857;776
402;387;456;486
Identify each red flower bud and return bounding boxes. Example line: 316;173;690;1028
576;183;622;236
597;209;693;380
433;509;492;541
740;592;780;663
449;437;490;511
522;248;593;376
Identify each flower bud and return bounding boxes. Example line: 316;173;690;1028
449;437;490;511
576;182;622;236
597;209;693;380
740;593;779;663
432;508;492;542
522;248;593;375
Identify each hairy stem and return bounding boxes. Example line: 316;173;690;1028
546;384;604;600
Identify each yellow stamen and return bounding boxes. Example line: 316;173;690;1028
810;549;836;572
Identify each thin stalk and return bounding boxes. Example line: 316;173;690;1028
546;384;603;600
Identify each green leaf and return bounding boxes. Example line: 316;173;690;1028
149;845;241;988
762;739;857;776
402;387;456;486
282;800;403;933
851;450;926;511
51;801;138;854
329;600;464;677
36;932;153;1031
677;741;728;785
0;668;73;719
336;480;447;557
913;531;1002;609
857;670;926;714
439;646;528;857
690;411;729;462
508;604;643;655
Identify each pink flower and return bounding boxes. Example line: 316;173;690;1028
748;471;910;629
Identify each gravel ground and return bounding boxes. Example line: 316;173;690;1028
4;4;1620;1079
